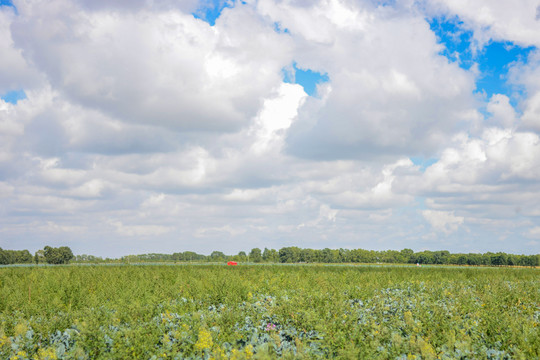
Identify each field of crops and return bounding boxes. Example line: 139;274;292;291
0;264;539;359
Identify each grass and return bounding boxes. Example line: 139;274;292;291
0;264;538;359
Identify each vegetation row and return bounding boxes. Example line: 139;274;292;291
2;246;539;267
0;265;539;359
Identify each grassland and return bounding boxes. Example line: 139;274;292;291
0;264;539;359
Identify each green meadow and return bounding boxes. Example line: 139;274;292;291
0;265;539;359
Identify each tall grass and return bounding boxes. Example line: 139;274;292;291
0;265;538;359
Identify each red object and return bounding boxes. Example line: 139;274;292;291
227;261;238;266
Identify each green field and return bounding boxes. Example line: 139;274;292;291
0;265;539;359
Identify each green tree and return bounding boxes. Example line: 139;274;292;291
249;248;262;263
400;248;414;263
43;246;74;264
183;251;201;262
300;248;317;263
210;251;226;262
279;247;293;263
237;251;247;262
279;247;302;263
0;248;9;265
262;248;278;263
491;252;508;266
262;248;271;262
59;247;74;263
35;250;45;264
14;250;33;264
321;248;337;263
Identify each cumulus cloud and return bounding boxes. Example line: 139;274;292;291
508;50;540;132
429;0;540;48
0;0;539;256
256;0;478;159
525;226;540;239
486;94;518;129
0;7;43;93
10;0;293;131
422;209;464;234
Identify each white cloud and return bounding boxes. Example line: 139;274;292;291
110;221;173;237
10;0;294;131
195;224;247;238
422;210;464;234
509;51;540;132
251;83;306;154
525;226;540;239
0;7;43;93
0;0;539;256
486;94;518;129
66;179;107;198
261;0;478;159
429;0;540;48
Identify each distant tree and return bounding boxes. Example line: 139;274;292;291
44;246;58;264
400;248;414;263
249;248;262;263
0;248;9;265
237;251;247;262
210;251;226;262
279;247;302;263
34;250;44;264
43;246;74;264
59;247;74;263
320;248;336;263
14;250;33;264
529;255;540;267
279;247;294;263
262;248;271;262
300;248;316;263
262;248;279;263
491;252;508;266
464;253;478;266
380;250;402;263
184;251;200;262
481;253;493;265
456;254;467;265
433;250;450;264
74;254;104;263
338;248;351;263
1;248;33;264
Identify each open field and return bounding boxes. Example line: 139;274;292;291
0;265;539;359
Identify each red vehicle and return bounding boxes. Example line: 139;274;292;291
227;261;238;266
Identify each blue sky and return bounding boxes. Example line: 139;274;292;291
283;63;329;97
0;0;16;13
1;89;26;104
1;0;539;257
429;16;535;104
192;0;235;26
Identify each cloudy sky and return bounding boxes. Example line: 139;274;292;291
1;0;540;257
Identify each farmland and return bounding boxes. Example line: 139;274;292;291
0;264;539;359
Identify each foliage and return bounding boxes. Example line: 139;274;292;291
1;246;539;267
249;248;262;263
43;246;74;265
0;265;538;359
0;248;33;265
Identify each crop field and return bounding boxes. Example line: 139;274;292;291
0;265;539;359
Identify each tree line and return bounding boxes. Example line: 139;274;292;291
0;246;73;265
1;246;538;267
115;247;539;267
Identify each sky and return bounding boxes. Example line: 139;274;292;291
1;0;540;257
